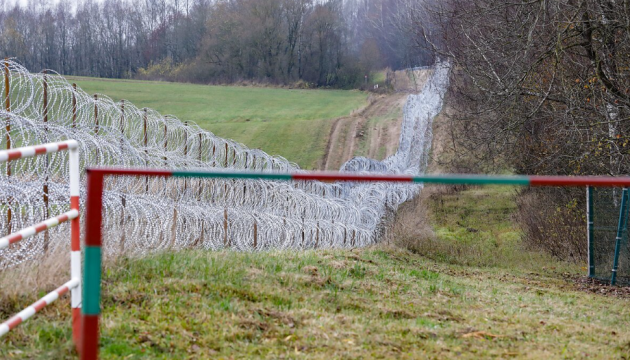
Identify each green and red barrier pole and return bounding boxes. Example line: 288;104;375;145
80;168;630;360
81;171;103;360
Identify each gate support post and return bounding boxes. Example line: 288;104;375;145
611;188;629;285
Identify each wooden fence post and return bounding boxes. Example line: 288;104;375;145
224;143;228;167
301;211;305;247
164;123;168;165
223;208;229;247
171;208;178;248
253;220;258;249
212;144;216;167
93;94;99;134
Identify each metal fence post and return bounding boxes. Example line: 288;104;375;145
72;84;77;128
587;186;594;278
81;170;104;360
4;59;11;234
43;71;50;253
611;188;629;285
69;143;82;351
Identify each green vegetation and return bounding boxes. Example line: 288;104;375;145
370;70;387;86
2;185;628;359
422;186;533;268
354;104;401;159
68;76;368;169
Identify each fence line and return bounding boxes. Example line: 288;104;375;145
0;140;81;350
0;59;451;265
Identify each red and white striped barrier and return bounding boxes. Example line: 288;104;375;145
0;210;78;250
0;278;79;337
0;141;75;162
0;140;82;351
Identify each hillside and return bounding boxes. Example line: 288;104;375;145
2;184;628;359
2;66;629;358
68;76;368;170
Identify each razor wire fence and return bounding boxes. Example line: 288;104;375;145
0;58;450;268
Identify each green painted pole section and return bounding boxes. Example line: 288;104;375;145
587;186;594;278
83;246;102;315
171;171;532;186
411;175;530;186
611;188;629;286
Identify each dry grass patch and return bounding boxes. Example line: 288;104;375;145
1;247;629;359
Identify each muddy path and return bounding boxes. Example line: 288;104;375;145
321;69;432;171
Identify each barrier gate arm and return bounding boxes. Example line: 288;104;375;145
80;168;630;360
0;140;81;350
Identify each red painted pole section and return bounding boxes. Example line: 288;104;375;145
81;315;99;360
85;171;104;248
87;168;173;177
529;176;630;187
293;173;414;183
81;171;104;360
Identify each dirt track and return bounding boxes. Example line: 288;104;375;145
321;69;432;170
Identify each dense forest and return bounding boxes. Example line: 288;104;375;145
0;0;433;87
421;0;630;260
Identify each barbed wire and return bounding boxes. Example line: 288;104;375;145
0;59;450;268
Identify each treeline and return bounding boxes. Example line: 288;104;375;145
420;0;630;261
0;0;432;87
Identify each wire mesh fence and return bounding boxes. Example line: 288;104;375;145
590;187;630;285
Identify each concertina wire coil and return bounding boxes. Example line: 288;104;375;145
0;59;450;268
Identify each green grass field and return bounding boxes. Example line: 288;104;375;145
67;77;368;169
2;185;627;359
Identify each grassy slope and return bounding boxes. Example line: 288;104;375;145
66;77;367;169
3;186;629;359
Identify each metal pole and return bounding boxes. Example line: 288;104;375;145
4;59;11;234
43;71;49;254
611;188;629;285
119;101;126;254
72;84;77;128
198;133;202;199
183;122;188;192
93;95;99;134
143;108;148;193
81;171;104;360
69;144;82;351
587;186;594;278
